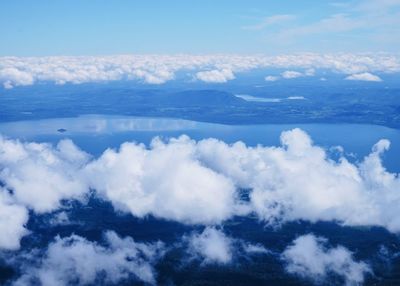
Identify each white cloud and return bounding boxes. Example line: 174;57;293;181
185;227;233;264
357;0;400;13
84;136;240;225
282;234;371;285
242;242;270;255
287;96;306;100
0;67;34;89
276;13;365;40
195;68;235;83
13;231;165;286
281;70;304;79
265;75;280;81
345;72;382;81
0;136;90;213
183;227;271;265
0;136;90;250
0;54;398;88
279;68;314;80
0;190;29;250
195;129;400;231
2;128;400;252
242;14;295;30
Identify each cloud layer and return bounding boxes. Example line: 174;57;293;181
1;129;400;252
0;53;398;88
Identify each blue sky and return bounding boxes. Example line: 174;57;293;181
0;0;399;56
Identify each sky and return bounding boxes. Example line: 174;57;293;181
1;0;400;56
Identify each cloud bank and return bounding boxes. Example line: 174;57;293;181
1;129;400;251
0;53;398;88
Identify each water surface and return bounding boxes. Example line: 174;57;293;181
0;114;398;171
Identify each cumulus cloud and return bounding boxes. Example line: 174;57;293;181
345;72;382;81
13;231;165;286
185;227;233;264
195;129;400;231
1;128;400;251
282;234;371;285
0;54;398;88
0;136;90;250
84;136;241;225
0;136;89;213
195;68;235;83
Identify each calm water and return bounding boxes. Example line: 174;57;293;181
0;114;399;172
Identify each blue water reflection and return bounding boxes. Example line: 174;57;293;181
0;114;399;172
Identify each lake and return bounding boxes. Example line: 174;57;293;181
0;114;399;172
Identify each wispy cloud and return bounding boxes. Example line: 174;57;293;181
241;14;295;30
274;13;366;40
244;0;400;52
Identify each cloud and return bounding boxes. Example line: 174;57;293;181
185;227;233;264
195;129;400;231
0;67;34;89
356;0;400;13
264;75;280;81
257;1;400;51
345;72;382;81
0;54;399;88
0;136;90;213
2;128;400;251
13;231;165;286
0;136;90;250
282;234;371;285
281;70;304;79
183;227;270;265
276;13;365;40
195;68;235;83
266;68;315;81
241;14;295;30
84;136;240;225
242;242;271;255
287;96;306;100
0;190;29;250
